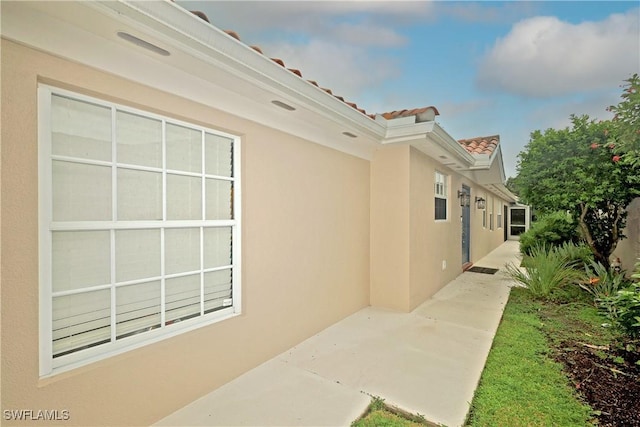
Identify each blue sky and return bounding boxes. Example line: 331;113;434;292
177;1;639;177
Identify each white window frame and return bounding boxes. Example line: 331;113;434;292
497;203;503;229
38;86;242;377
489;196;494;231
434;171;448;221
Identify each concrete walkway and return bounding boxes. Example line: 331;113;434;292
154;241;521;427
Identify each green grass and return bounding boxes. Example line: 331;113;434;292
466;288;595;426
352;397;432;427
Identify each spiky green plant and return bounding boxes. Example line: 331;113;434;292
506;244;583;299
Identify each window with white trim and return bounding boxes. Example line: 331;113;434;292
497;203;503;229
489;196;494;231
38;86;241;376
434;171;448;221
482;197;487;228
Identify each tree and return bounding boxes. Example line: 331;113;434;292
514;115;639;268
608;74;640;169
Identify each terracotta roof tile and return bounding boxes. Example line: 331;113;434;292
182;7;446;126
224;30;240;40
458;135;500;155
190;11;210;23
379;106;440;122
181;7;374;119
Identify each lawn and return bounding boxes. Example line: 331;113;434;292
353;283;639;427
466;287;595;426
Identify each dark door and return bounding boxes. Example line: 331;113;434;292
503;205;508;241
461;185;471;264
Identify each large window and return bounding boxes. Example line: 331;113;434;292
38;86;241;376
434;171;448;221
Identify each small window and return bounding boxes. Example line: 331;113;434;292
489;196;494;231
497;204;503;229
434;172;448;221
482;207;487;228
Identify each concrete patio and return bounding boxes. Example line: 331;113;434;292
154;241;520;427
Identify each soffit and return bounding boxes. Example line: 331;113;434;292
0;0;383;159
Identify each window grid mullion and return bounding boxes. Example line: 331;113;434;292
110;106;117;344
160;119;167;327
200;130;206;316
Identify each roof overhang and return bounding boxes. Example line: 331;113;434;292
1;0;385;159
1;0;514;197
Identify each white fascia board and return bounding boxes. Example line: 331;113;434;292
431;123;476;164
382;121;435;144
96;1;385;139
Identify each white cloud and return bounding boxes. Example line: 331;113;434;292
477;10;640;97
333;22;408;47
177;1;433;40
261;39;400;101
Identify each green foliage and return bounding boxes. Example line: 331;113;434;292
519;211;580;256
608;74;640;169
554;241;594;269
596;260;640;338
513;113;639;268
599;283;640;338
580;261;627;302
506;244;583;299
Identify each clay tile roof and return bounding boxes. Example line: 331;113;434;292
458;135;500;155
378;106;440;122
190;11;210;23
176;6;375;119
224;30;240;40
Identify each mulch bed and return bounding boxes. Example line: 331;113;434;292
556;341;640;426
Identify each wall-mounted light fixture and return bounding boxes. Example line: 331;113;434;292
475;197;486;210
457;190;470;207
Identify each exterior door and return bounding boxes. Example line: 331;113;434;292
461;185;471;264
503;205;508;241
508;206;529;239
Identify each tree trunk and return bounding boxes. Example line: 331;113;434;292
579;204;610;269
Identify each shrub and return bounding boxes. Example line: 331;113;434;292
580;260;628;301
597;259;640;338
506;244;583;299
554;241;594;269
599;283;640;338
519;211;580;256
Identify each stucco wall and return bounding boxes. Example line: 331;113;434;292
370;145;411;311
614;197;640;274
371;146;510;312
1;39;370;426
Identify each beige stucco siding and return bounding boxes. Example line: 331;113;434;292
1;39;370;426
371;146;511;312
409;148;463;310
370;145;411;311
